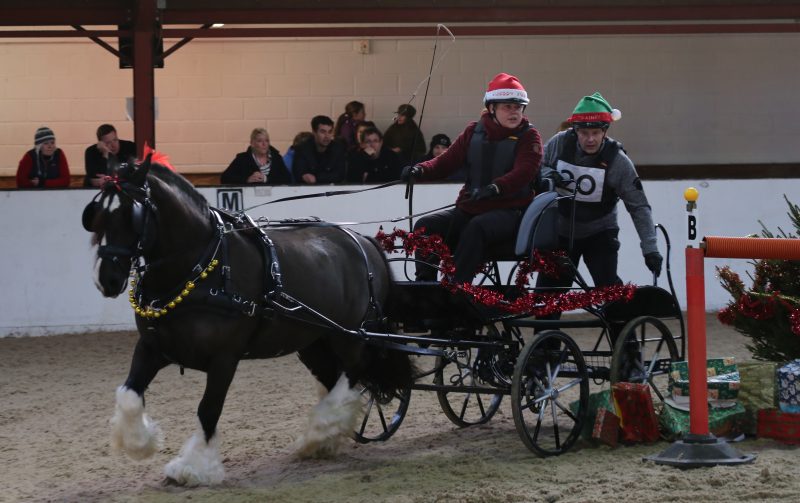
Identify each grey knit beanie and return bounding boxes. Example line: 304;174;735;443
34;126;55;146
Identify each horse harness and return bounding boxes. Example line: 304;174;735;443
86;177;384;328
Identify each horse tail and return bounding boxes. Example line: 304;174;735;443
360;344;416;400
360;236;414;398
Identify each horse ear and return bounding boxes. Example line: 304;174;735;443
130;153;152;187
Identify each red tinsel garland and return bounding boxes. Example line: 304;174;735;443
790;309;800;336
376;227;636;317
717;282;800;336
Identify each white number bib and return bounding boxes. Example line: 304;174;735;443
555;160;606;203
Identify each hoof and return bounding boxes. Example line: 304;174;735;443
163;432;225;486
110;387;163;460
293;374;362;459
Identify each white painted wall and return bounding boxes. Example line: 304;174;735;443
1;179;797;336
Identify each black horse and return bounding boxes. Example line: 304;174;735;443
82;155;412;486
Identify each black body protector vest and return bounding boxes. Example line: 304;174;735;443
465;121;532;199
555;131;622;221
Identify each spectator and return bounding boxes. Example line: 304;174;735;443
423;133;462;182
347;127;401;184
220;128;291;185
84;124;137;187
293;115;347;185
423;133;451;161
283;131;314;183
383;104;426;166
402;73;542;283
354;120;378;151
16;127;70;188
334;101;366;151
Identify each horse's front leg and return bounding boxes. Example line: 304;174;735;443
164;357;239;486
111;336;169;460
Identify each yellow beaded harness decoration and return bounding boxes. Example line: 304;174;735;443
128;257;220;319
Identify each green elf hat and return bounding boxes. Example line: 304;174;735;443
568;92;622;125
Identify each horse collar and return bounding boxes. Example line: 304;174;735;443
129;210;224;319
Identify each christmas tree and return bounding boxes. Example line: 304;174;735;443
718;195;800;361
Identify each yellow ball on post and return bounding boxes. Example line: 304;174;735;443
684;187;699;202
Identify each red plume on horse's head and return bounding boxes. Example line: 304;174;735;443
139;143;176;171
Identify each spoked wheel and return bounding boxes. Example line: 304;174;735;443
609;315;679;410
353;385;411;444
511;330;589;456
435;347;504;427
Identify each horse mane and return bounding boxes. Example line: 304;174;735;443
147;162;209;217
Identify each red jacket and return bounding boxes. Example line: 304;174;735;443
16;148;71;188
417;111;542;214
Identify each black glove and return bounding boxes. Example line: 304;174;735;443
472;183;500;201
644;251;663;277
400;165;422;182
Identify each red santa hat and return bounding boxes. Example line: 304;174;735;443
483;73;529;106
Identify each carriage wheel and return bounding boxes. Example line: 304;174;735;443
511;330;588;456
435;347;504;427
609;315;679;410
353;385;411;444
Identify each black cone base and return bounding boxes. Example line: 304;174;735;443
644;434;756;468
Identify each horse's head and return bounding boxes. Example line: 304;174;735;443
83;156;158;297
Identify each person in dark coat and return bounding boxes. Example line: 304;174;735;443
347;127;401;183
220;128;291;185
383;104;426;166
84;123;137;187
293;115;347;185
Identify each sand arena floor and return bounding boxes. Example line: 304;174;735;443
1;313;798;503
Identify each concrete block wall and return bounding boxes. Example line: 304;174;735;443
0;33;798;178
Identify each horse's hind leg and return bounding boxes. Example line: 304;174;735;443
163;358;238;486
294;339;362;458
111;336;169;460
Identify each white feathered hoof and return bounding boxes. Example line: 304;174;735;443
110;386;163;460
163;431;225;486
293;374;362;459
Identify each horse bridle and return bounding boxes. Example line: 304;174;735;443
83;176;159;263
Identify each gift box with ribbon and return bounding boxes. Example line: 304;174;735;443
778;359;800;414
669;357;740;408
612;382;659;443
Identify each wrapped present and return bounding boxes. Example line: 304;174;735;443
737;361;779;435
778;359;800;414
669;357;740;407
612;382;659;443
570;389;616;440
592;407;620;447
659;400;746;440
758;408;800;444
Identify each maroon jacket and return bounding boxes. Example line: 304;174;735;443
416;111;542;215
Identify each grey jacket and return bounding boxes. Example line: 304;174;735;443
540;130;658;256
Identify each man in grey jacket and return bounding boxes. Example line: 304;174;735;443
538;92;662;288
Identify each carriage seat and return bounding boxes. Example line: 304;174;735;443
483;190;559;261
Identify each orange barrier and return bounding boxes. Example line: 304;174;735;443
703;236;800;260
685;247;710;436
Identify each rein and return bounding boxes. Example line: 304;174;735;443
246;202;456;230
241;180;402;213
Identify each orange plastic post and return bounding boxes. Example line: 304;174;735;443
685;246;710;435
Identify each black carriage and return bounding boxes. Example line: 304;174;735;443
84;159;686;486
347;189;685;456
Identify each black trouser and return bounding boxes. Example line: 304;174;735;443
414;207;522;283
536;228;623;290
534;229;623;328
